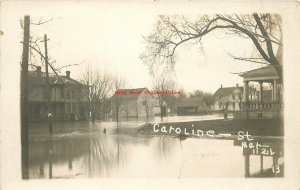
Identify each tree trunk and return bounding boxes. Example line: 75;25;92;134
160;106;163;121
223;111;228;119
91;112;95;123
223;104;228;119
116;106;119;123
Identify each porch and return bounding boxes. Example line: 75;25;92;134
234;65;283;119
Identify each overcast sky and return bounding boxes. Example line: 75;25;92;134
1;1;268;94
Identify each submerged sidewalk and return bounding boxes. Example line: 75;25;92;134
137;118;284;137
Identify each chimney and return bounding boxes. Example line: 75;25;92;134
66;71;70;79
221;84;223;88
36;66;42;76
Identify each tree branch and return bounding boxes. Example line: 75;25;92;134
253;13;279;66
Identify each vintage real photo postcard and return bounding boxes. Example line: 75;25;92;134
0;1;299;190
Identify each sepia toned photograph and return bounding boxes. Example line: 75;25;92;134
0;1;299;190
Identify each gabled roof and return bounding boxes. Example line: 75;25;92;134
239;65;280;81
28;71;86;86
177;98;206;108
214;87;243;97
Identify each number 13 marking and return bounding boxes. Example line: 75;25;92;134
272;165;280;174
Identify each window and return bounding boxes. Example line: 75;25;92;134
34;105;40;115
66;89;71;99
143;100;147;106
42;87;47;99
67;102;71;113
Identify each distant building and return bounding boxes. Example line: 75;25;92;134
176;98;208;115
28;66;89;121
111;88;155;120
213;84;257;111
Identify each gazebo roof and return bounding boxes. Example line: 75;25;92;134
239;65;280;82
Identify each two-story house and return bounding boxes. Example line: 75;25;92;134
28;66;89;121
213;84;257;111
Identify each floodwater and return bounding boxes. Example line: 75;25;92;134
28;115;284;179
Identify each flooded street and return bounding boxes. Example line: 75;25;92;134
28;115;284;179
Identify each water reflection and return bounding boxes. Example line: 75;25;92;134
28;121;283;178
154;136;176;160
234;138;284;177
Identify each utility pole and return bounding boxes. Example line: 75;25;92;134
42;34;54;179
20;17;54;179
42;34;53;136
21;15;30;179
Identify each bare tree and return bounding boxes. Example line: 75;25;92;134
134;101;141;120
141;14;282;79
21;17;78;77
216;96;230;119
152;70;177;120
144;96;150;120
81;66;113;122
111;76;127;123
123;101;130;121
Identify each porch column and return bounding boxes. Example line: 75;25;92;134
259;81;263;102
243;81;249;102
70;92;73;113
260;155;264;172
273;79;278;102
244;154;250;177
